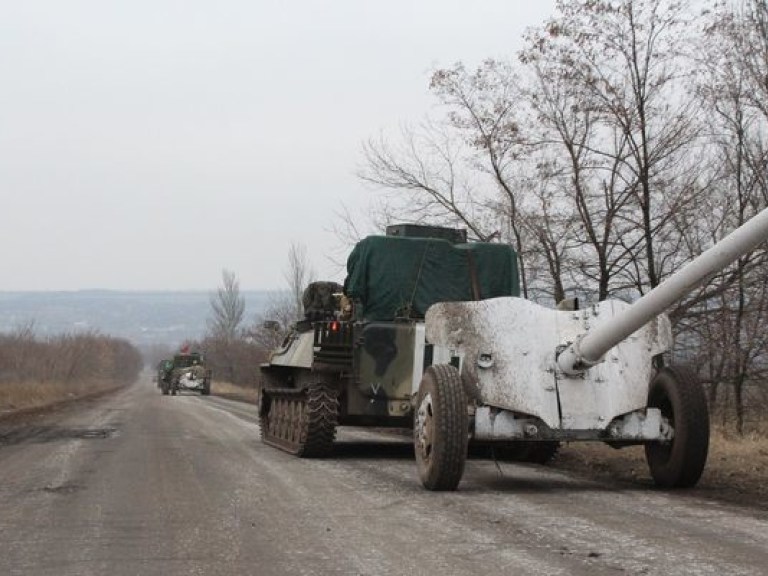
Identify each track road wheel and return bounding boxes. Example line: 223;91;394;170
414;364;468;491
645;366;709;488
298;383;338;458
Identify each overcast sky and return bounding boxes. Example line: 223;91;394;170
0;1;556;291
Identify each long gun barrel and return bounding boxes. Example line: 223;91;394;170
557;207;768;375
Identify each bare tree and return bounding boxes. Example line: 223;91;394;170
358;63;536;296
520;41;637;302
358;3;701;305
284;242;315;318
522;0;702;301
203;270;255;385
327;202;373;273
194;333;264;389
247;242;318;352
208;269;245;341
720;0;768;127
673;0;768;434
359;122;491;238
247;292;297;351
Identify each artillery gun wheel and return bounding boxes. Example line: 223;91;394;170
260;382;339;458
414;364;469;491
644;366;709;488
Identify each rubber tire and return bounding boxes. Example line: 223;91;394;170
414;365;469;491
644;365;709;488
201;380;211;396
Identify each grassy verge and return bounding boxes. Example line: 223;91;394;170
0;380;125;417
551;429;768;508
211;380;259;403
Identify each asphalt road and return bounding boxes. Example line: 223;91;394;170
1;377;767;576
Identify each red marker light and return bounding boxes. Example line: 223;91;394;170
330;321;339;332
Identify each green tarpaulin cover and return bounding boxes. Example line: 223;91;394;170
344;235;520;321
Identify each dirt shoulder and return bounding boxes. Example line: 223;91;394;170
0;380;127;422
550;435;768;512
210;381;259;404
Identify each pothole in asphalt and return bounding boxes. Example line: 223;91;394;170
74;427;116;439
0;425;118;445
42;483;84;495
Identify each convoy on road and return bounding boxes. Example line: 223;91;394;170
259;224;520;461
258;208;768;491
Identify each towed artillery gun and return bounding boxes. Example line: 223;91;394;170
260;209;768;490
159;350;212;396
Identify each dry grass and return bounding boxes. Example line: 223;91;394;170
702;432;768;498
0;380;121;417
552;428;768;508
211;380;259;403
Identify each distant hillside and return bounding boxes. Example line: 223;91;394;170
0;290;273;347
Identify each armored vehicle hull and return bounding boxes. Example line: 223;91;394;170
259;320;419;456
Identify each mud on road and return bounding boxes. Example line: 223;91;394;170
0;379;767;576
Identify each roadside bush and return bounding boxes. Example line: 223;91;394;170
0;329;143;388
191;335;266;389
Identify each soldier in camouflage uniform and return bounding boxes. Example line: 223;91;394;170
302;281;343;321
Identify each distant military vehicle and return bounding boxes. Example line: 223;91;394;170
160;350;212;396
259;224;521;457
157;358;173;390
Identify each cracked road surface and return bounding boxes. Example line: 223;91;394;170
1;378;767;575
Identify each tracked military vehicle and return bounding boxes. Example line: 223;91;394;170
259;224;519;456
